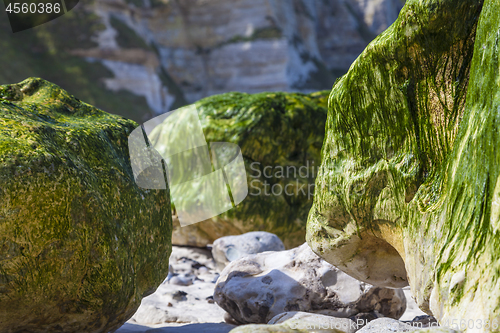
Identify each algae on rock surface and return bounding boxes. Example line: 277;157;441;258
149;91;328;249
0;78;172;333
420;0;500;323
305;0;500;326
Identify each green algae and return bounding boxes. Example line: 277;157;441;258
151;90;328;248
0;78;172;333
418;0;500;322
199;91;328;248
308;0;500;325
306;0;494;319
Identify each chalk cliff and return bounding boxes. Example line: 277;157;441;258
0;0;403;122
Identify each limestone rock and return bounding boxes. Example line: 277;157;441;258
212;231;285;270
399;288;427;321
0;0;403;122
229;312;356;333
85;0;403;108
269;312;357;332
306;0;500;327
214;243;406;324
412;329;457;333
405;316;438;329
355;318;455;333
356;318;419;333
0;78;172;333
159;91;328;248
129;246;226;326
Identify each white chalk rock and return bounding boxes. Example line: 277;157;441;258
214;243;406;324
212;231;285;270
269;311;357;332
130;246;226;325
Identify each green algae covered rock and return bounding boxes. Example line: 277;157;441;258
156;91;328;248
0;78;172;333
307;0;500;327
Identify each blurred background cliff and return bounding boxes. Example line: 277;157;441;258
0;0;404;122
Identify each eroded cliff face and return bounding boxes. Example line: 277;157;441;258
0;0;403;122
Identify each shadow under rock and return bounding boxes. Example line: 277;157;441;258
146;323;236;333
115;322;236;333
114;322;156;333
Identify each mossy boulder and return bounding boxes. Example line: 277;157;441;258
149;91;328;249
307;0;500;326
0;78;172;332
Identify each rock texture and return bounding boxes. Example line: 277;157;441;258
129;246;226;326
356;318;419;333
0;78;172;333
306;0;500;328
399;288;427;321
214;243;406;324
160;91;328;248
230;314;355;333
0;0;403;122
355;318;455;333
230;316;451;333
269;312;357;332
115;245;430;333
212;232;285;270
